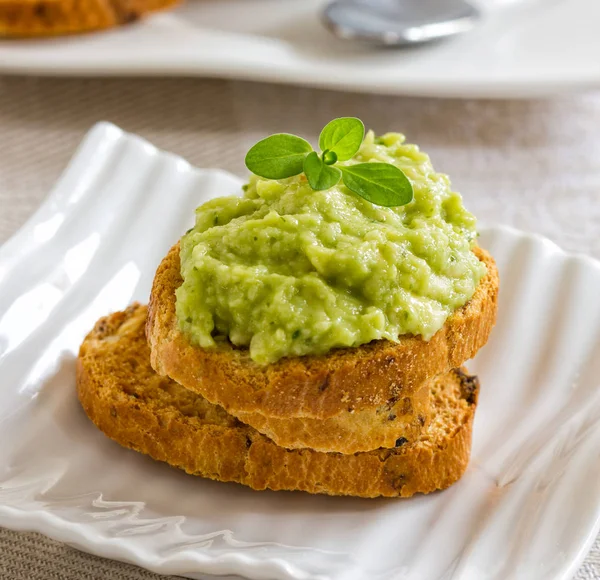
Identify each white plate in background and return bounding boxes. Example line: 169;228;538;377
1;0;600;97
0;123;599;580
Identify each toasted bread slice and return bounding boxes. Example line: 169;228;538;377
0;0;178;37
146;244;496;426
78;305;479;498
233;382;429;453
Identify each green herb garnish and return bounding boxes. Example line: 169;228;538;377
245;133;312;180
341;163;413;208
318;117;364;161
244;117;413;208
303;151;342;191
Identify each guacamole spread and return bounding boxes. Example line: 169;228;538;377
176;131;486;364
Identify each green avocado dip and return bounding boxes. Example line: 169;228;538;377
176;131;486;365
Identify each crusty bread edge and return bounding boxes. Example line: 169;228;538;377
233;382;430;454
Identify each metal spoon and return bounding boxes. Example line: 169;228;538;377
322;0;480;46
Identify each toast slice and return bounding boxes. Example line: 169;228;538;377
145;244;495;452
232;382;430;453
78;305;479;498
0;0;178;37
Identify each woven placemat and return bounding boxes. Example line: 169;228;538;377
0;75;598;579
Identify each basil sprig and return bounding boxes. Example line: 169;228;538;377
244;117;413;208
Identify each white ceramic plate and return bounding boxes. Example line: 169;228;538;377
1;123;600;580
1;0;600;97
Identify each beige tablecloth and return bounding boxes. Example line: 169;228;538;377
0;76;598;580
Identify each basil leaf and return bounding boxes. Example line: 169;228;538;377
341;163;413;207
303;151;342;191
245;134;312;179
318;117;365;161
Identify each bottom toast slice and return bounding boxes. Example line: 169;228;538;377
77;304;479;498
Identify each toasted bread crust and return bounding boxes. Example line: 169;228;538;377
233;382;430;453
0;0;178;37
147;244;497;423
78;305;478;497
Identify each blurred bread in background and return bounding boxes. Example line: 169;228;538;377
0;0;180;37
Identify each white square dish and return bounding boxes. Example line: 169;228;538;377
1;123;599;580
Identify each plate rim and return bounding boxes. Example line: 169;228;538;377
0;59;599;100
